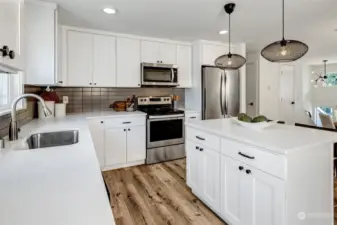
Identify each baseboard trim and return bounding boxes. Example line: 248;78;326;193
103;160;145;171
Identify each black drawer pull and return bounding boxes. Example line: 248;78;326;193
196;136;205;141
238;152;255;160
196;146;199;150
189;117;197;119
200;148;204;151
122;121;131;124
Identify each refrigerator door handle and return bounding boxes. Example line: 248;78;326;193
224;73;228;116
220;73;224;115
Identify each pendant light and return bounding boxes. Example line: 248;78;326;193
261;0;308;62
214;3;246;70
311;60;329;87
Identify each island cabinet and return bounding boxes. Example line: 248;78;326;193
186;119;336;225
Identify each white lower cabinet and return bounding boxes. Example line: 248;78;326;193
88;116;146;170
186;141;220;212
105;127;127;166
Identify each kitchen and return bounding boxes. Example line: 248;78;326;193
1;0;337;225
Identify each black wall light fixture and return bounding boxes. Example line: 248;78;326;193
214;3;246;70
261;0;309;62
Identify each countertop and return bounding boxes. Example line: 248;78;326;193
186;118;337;155
0;111;145;225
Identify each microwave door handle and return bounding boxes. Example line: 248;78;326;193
171;68;175;82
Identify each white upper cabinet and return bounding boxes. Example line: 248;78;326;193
0;0;23;70
66;31;93;86
64;29;116;87
25;1;57;85
202;44;228;66
116;37;141;87
93;34;116;87
159;42;177;64
141;40;177;64
177;45;192;87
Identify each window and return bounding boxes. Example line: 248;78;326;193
0;72;24;114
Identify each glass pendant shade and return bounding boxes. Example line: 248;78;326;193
215;53;247;70
261;39;309;63
215;3;246;70
261;0;308;62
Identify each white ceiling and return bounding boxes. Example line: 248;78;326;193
46;0;337;62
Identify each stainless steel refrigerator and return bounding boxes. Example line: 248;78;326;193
202;66;240;120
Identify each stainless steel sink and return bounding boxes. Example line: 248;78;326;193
26;130;79;149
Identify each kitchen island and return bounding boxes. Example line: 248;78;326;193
185;118;337;225
0;111;145;225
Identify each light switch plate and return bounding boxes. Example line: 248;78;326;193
63;96;69;104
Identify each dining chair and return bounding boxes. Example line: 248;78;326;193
319;113;336;129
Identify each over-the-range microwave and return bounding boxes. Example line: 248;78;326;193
141;63;178;87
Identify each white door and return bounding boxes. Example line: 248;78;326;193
251;168;285;225
186;141;200;191
200;147;221;212
67;31;93;86
279;65;295;123
141;40;159;63
202;44;227;65
105;127;127;166
246;61;259;118
88;119;105;168
221;155;252;225
159;42;177;64
93;34;116;87
126;126;146;162
116;37;141;87
177;45;192;88
0;0;23;70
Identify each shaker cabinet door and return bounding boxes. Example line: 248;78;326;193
177;45;192;87
105;128;127;166
93;34;116;87
116;37;141;87
126;126;146;162
66;31;93;86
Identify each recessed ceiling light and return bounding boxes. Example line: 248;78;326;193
219;30;228;35
103;8;117;14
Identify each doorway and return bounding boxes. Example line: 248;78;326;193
279;65;295;123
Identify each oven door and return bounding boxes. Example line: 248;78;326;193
141;63;178;86
147;115;184;149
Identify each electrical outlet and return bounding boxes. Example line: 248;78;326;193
63;96;69;104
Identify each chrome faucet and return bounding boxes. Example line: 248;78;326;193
9;94;53;141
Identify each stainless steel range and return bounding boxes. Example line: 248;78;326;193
137;96;185;164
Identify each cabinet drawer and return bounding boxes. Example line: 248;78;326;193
221;138;286;179
186;127;220;152
105;116;145;128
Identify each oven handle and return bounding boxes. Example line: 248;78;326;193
148;114;185;119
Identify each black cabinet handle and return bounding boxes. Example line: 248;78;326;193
246;169;252;175
122;121;131;124
249;102;254;106
196;146;199;150
0;46;9;57
101;121;104;124
123;129;126;132
239;166;244;171
89;82;92;85
8;50;15;59
238;152;255;160
291;101;295;105
200;148;204;151
94;83;97;85
189;117;197;119
128;128;130;131
58;81;63;84
196;136;205;141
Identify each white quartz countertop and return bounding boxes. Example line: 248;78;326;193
0;113;119;225
186;118;337;155
70;110;147;120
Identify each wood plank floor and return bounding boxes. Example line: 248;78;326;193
103;159;226;225
103;159;337;225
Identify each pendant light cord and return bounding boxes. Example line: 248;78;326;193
228;13;231;53
282;0;285;40
324;60;327;77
